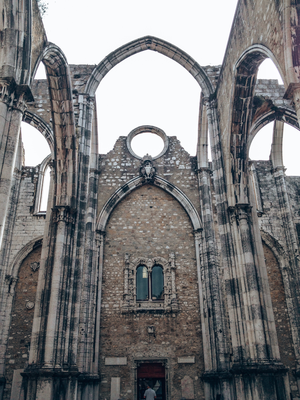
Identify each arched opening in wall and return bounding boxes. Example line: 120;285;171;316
21;122;51;166
131;132;164;159
249;122;300;175
249;58;284;162
283;124;300;175
249;122;273;161
39;165;51;212
256;58;283;84
34;62;47;80
207;131;212;162
96;51;200;157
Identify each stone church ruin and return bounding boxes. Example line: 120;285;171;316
1;0;300;399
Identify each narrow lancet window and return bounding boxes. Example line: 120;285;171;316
151;265;164;300
136;265;148;300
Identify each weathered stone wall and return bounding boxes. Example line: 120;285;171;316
216;0;286;147
3;245;41;400
100;184;204;400
7;167;45;268
263;243;298;398
97;136;200;218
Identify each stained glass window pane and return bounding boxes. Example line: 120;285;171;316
136;266;148;300
151;265;164;300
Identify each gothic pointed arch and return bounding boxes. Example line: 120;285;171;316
85;36;214;98
37;43;77;207
248;107;300;154
9;236;43;279
22;110;54;154
96;176;202;232
229;45;284;203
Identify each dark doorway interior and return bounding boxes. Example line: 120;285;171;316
137;363;165;400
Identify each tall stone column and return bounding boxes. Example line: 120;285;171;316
195;164;231;400
205;97;290;399
0;78;32;250
23;205;78;400
227;203;290;400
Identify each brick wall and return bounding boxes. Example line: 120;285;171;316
3;246;41;400
263;242;299;397
100;184;204;400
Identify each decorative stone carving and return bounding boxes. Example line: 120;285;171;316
122;253;178;313
140;155;156;182
25;301;35;310
52;206;76;225
30;262;40;272
0;77;33;112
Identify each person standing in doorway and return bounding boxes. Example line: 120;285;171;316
144;385;156;400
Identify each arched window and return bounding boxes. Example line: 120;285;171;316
151;265;164;300
136;265;149;301
124;255;177;313
136;264;164;302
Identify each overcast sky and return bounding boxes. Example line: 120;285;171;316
22;0;300;176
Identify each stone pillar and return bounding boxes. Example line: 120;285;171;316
195;166;231;400
227;202;289;400
0;78;32;250
205;97;290;399
23;205;78;400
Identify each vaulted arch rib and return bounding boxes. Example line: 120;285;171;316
96;176;202;232
85;36;214;98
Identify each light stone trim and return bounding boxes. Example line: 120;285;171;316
178;356;195;364
110;377;121;400
105;357;127;366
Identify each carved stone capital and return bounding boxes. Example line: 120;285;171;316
236;203;252;222
272;165;286;178
0;77;33;112
193;228;203;241
52;206;76;225
95;230;106;246
196;167;211;175
228;204;252;224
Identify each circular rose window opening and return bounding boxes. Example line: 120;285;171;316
127;126;169;160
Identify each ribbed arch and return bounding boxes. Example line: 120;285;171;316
36;42;77;207
229;45;285;202
248;108;299;154
22;110;54;154
97;176;202;232
85;36;214;97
